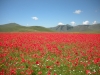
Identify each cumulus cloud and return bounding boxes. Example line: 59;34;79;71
58;22;64;25
32;17;38;20
93;21;97;24
83;21;89;25
71;21;76;25
74;10;82;14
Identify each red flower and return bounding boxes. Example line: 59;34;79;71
21;58;25;63
10;68;16;75
0;69;5;75
47;66;51;69
47;70;51;75
94;58;100;64
36;61;40;65
55;61;60;66
26;69;33;75
86;70;91;74
38;71;42;74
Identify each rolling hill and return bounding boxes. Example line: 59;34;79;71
0;23;53;32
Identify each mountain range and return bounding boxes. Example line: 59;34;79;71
50;24;100;33
0;23;100;33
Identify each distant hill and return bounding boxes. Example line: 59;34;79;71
0;23;53;32
49;24;100;33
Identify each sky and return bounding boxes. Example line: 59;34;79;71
0;0;100;27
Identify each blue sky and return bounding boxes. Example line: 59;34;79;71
0;0;100;27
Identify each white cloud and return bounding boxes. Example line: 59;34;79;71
74;10;82;14
83;21;89;25
71;21;76;25
32;17;38;20
93;21;97;24
58;22;64;25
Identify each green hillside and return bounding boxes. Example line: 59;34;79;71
0;23;53;32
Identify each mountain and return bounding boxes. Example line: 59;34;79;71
68;25;90;32
50;24;100;33
0;23;53;32
50;24;73;32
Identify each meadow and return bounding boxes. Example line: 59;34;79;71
0;32;100;75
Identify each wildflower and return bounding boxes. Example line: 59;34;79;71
38;71;42;74
47;70;51;75
26;69;33;75
21;58;25;63
55;61;60;66
36;61;40;65
47;66;51;69
10;68;16;75
54;73;57;75
86;70;91;74
94;58;100;64
0;69;5;75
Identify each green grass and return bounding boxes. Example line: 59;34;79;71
0;44;100;75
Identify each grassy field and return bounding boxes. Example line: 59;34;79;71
0;32;100;75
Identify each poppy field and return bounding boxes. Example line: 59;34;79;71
0;32;100;75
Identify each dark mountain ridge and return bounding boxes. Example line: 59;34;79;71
50;24;100;32
50;24;73;31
